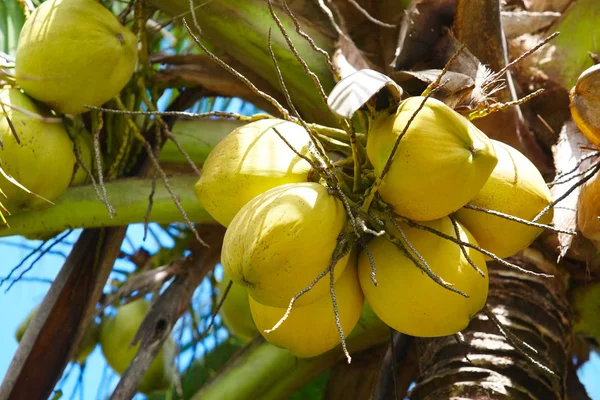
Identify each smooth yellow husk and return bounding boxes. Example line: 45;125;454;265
249;253;363;358
454;140;553;259
367;96;498;221
222;182;349;308
195;118;313;227
15;0;138;114
217;272;259;343
358;217;488;337
99;299;175;395
0;88;76;215
570;64;600;149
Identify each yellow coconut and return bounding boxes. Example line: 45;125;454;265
99;299;176;395
367;96;498;221
577;167;600;247
454;140;553;259
222;182;349;308
249;252;363;358
15;0;138;114
570;64;600;149
358;217;488;337
217;272;259;343
0;88;76;215
195;118;314;227
15;305;100;364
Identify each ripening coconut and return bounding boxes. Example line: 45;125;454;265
222;182;350;308
249;252;363;358
15;0;138;114
358;217;488;337
0;88;76;216
195;118;314;227
454;140;553;259
367;96;498;221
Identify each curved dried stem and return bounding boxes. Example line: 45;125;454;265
182;15;290;119
449;215;485;278
482;305;555;376
281;0;338;79
462;203;576;235
84;106;274;122
402;218;554;278
347;0;396;28
386;211;469;298
268;0;328;106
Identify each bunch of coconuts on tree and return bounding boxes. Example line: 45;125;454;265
194;61;555;358
3;0;176;395
4;0;592;397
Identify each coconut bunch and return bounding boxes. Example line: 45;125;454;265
0;0;137;223
193;69;554;358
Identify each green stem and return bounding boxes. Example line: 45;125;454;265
192;307;389;400
148;0;337;126
0;176;212;238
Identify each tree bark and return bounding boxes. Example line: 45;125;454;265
410;250;572;399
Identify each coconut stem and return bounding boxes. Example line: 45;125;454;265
0;176;212;238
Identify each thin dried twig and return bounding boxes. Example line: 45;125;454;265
114;97;207;247
534;163;600;222
347;0;396;28
84;106;273;122
403;219;554;278
91;111;116;218
182;7;290;119
462;203;576;235
386;212;469;298
329;256;351;363
267;0;328;105
4;231;72;293
281;0;338;78
199;279;233;339
482;305;555;376
449;215;485;277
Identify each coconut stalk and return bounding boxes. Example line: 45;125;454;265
148;0;338;127
191;307;389;400
0;176;212;238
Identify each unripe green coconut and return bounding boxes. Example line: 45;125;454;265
571;282;600;347
99;299;176;395
358;217;488;337
454;140;553;259
0;88;76;216
217;272;259;343
15;0;138;114
15;305;100;364
195;118;314;227
367;96;498;221
222;182;350;308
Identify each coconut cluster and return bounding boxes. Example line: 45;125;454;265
195;94;553;358
0;0;137;222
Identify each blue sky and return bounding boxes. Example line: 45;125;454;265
0;224;229;400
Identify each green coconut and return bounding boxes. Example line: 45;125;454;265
99;299;176;395
15;0;138;114
0;88;76;218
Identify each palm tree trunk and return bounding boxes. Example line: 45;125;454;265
410;250;572;399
